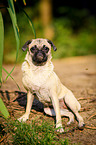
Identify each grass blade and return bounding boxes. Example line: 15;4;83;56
5;0;20;81
0;12;4;86
0;98;10;118
18;4;36;38
7;0;20;61
23;0;26;6
3;67;20;90
22;9;36;38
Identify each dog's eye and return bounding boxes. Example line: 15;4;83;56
43;46;49;53
30;46;36;53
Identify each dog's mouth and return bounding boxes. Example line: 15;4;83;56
32;51;48;66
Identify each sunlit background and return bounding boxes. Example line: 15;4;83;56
1;0;96;63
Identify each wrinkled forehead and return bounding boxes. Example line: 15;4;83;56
29;38;51;49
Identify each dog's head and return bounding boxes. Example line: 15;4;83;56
22;38;57;66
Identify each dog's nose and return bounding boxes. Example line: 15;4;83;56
37;52;44;61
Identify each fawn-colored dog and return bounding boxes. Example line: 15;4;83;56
18;38;85;132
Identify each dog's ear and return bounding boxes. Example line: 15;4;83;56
22;40;32;51
47;39;57;51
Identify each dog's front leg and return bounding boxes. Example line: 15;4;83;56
18;91;34;122
51;92;64;133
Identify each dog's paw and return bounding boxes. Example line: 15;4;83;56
78;121;85;130
56;127;64;133
18;114;29;122
56;123;64;133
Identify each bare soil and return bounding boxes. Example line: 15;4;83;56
0;55;96;145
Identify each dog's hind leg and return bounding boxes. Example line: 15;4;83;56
44;107;74;125
60;109;74;125
64;90;85;129
18;91;34;122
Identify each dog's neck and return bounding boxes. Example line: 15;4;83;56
22;52;54;87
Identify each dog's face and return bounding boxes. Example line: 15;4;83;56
29;39;51;66
22;38;57;66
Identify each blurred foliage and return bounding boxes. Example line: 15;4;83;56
3;6;96;63
53;17;96;58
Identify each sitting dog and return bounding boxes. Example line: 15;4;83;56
18;38;85;133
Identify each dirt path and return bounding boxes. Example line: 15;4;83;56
1;55;96;144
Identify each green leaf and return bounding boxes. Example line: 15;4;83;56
0;12;4;86
5;0;20;81
3;67;20;90
17;4;36;38
22;9;36;38
23;0;26;6
0;98;10;118
7;0;20;61
8;0;15;14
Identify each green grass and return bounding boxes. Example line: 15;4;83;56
4;119;69;145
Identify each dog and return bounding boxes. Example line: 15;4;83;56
18;38;85;133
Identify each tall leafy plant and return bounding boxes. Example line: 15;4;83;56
0;12;4;85
0;0;36;118
0;12;9;118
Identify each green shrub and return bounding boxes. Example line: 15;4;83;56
52;18;96;59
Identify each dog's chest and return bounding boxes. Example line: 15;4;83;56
22;64;52;105
23;67;51;87
23;74;51;104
